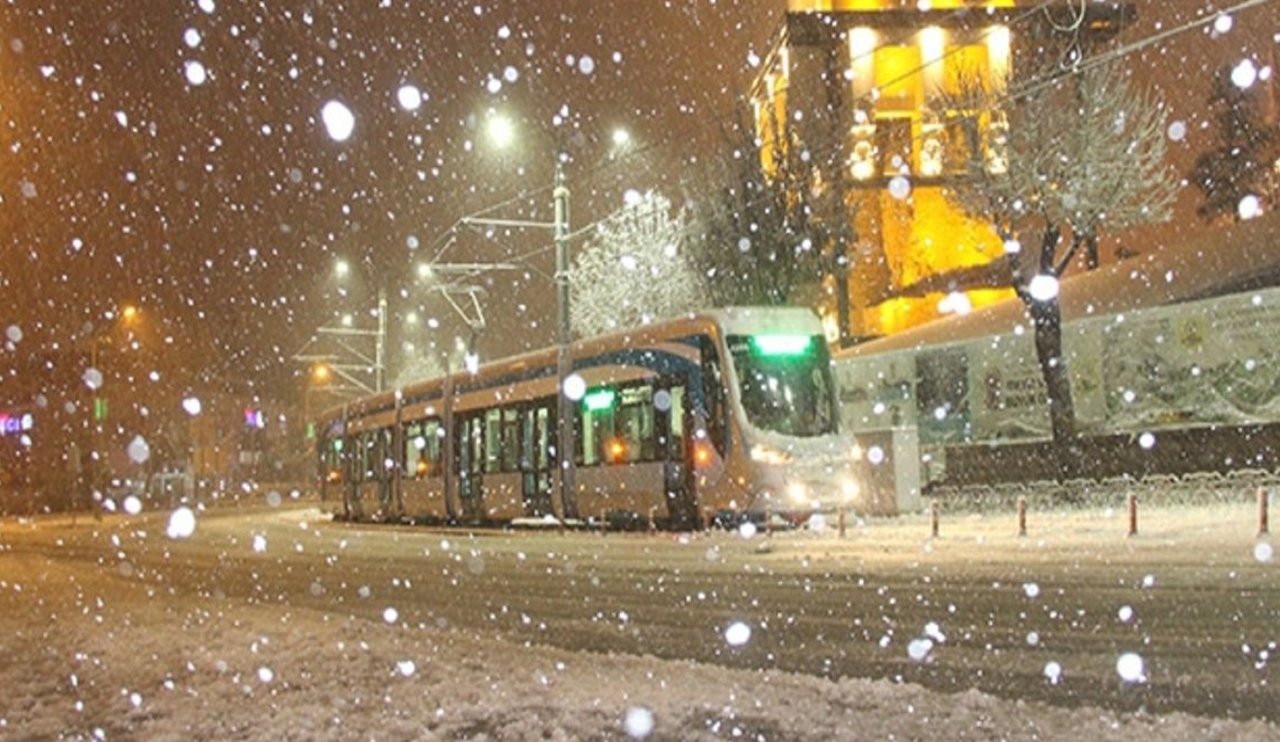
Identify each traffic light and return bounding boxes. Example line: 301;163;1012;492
93;397;108;421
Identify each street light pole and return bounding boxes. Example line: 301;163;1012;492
553;157;576;520
375;286;387;393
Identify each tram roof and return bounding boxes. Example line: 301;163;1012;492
318;306;825;423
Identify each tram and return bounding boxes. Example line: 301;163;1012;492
316;307;856;528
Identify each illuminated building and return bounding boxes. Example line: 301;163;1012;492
751;1;1132;343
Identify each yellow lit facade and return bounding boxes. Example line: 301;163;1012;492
755;1;1127;343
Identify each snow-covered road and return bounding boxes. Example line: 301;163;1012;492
0;501;1275;739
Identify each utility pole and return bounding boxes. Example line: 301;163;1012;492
553;158;577;519
375;287;387;393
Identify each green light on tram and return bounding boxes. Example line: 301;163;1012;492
583;388;616;411
750;335;812;357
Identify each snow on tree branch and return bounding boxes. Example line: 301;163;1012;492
569;192;702;338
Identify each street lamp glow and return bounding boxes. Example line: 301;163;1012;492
416;262;434;281
611;127;631;148
120;304;139;323
487;113;516;149
335;259;350;279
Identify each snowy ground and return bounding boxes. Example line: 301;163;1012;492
0;501;1276;740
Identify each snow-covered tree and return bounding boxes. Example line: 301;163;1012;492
946;62;1178;447
685;102;847;309
1191;62;1280;223
569;192;703;338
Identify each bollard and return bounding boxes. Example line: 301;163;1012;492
765;507;773;538
929;500;939;538
648;507;657;534
838;503;847;539
1017;496;1027;538
1127;492;1138;537
1259;487;1270;537
600;509;609;535
702;508;711;533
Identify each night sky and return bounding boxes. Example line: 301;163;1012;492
1;0;1275;404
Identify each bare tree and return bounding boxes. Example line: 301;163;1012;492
1191;63;1280;223
569;191;702;338
685;102;842;308
947;62;1178;447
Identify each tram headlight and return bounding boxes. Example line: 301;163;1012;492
787;482;808;504
750;443;792;466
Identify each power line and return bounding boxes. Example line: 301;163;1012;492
1009;0;1278;103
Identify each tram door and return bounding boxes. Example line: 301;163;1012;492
657;381;697;528
456;415;485;521
520;403;554;517
375;428;394;518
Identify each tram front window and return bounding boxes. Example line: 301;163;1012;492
728;335;837;438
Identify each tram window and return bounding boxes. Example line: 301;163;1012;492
669;386;686;459
484;408;503;473
501;407;521;472
534;405;552;469
616;386;655;463
323;436;344;483
521;409;535;470
359;432;378;482
404;422;423;477
576;385;659;465
425;420;443;471
342;436;356;481
378;428;394;478
580;402;613;467
457;415;484;476
702;340;727;452
404;420;441;478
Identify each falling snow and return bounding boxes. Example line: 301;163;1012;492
3;0;1279;737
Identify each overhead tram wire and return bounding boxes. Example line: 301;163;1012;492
1007;0;1278;104
427;0;1273;273
427;138;670;266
